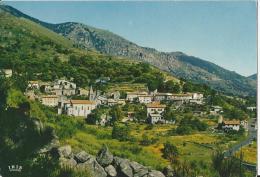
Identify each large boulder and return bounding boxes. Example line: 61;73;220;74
77;156;107;177
147;170;165;177
130;161;149;177
105;165;117;177
74;151;93;163
114;157;133;177
96;145;114;167
133;168;149;177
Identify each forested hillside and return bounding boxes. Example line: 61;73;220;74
0;5;256;96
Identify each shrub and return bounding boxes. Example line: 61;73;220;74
162;142;179;164
112;123;131;141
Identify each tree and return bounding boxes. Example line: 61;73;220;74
112;123;130;141
211;148;246;177
163;107;177;122
0;76;10;110
176;125;193;135
162;142;179;164
86;109;102;125
110;105;124;124
161;80;181;93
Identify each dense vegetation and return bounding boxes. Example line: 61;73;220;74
0;76;92;177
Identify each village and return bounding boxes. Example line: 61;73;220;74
21;75;254;132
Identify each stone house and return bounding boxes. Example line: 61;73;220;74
154;93;172;101
52;79;77;96
168;93;193;102
137;95;153;104
41;95;59;107
126;92;148;102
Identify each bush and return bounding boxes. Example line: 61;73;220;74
112;123;131;141
176;125;193;135
162;142;179;164
140;134;158;146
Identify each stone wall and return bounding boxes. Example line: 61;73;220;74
49;144;166;177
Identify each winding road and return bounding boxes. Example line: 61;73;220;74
223;117;257;171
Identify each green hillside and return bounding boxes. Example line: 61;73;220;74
0;11;169;91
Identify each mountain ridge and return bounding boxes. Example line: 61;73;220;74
248;73;257;80
0;4;256;96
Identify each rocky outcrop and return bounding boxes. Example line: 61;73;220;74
96;145;114;167
46;145;166;177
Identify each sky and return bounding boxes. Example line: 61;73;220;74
4;1;257;76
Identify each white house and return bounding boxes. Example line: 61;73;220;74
148;113;164;124
126;92;148;102
41;95;59;107
64;100;97;118
154;93;172;101
138;95;153;104
167;93;193;103
146;102;166;124
222;120;240;131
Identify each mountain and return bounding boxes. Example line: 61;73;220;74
0;5;256;96
0;6;178;94
248;73;257;80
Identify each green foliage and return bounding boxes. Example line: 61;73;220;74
176;126;193;135
159;80;181;93
6;88;27;108
163;107;177;121
162;141;179;164
174;115;208;135
110;105;124;124
112;123;131;141
212;149;246;177
183;81;213;95
0;76;10;109
223;107;247;120
140;134;158;146
86;108;104;125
